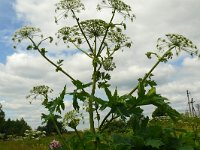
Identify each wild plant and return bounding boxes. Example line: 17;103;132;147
13;0;200;149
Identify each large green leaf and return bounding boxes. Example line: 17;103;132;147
145;138;164;149
178;146;194;150
73;91;79;110
45;85;66;114
104;87;112;101
72;80;92;90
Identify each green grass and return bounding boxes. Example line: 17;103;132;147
0;133;77;150
0;140;48;150
0;136;59;150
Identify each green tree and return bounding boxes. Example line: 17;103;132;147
37;119;66;135
15;118;31;136
13;0;200;149
2;118;31;137
0;103;5;133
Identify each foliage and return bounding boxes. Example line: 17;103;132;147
2;118;31;138
0;103;5;134
0;103;31;140
0;103;5;121
152;107;168;118
12;0;200;149
101;119;127;133
149;115;200;149
0;135;61;150
37;120;66;136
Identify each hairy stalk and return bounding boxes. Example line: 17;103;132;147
28;37;76;82
72;42;93;58
90;36;101;150
95;10;116;136
97;9;116;56
71;10;94;53
39;50;75;81
128;46;175;95
90;67;97;133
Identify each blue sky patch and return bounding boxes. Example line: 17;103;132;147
0;0;23;63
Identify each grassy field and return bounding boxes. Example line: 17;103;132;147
0;141;47;150
0;133;77;150
0;140;48;150
0;136;59;150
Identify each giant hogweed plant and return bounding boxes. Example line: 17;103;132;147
13;0;200;149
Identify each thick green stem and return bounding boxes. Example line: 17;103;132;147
128;47;175;95
88;35;98;134
89;62;97;134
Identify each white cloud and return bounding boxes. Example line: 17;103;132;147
1;0;200;129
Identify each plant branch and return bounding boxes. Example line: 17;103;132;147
128;46;175;95
72;42;93;58
89;62;97;134
99;110;112;130
97;9;116;56
28;37;76;82
71;10;94;53
100;113;119;133
37;37;51;47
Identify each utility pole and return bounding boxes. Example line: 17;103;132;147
186;90;192;116
191;98;196;117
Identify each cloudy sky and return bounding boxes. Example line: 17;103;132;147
0;0;200;129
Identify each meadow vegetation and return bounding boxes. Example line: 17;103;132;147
1;0;200;149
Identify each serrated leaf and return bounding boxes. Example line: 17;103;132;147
93;96;107;106
178;146;194;150
146;52;152;59
40;48;47;56
49;36;53;43
147;87;156;97
57;59;64;65
60;85;66;100
123;23;127;30
104;87;112;101
73;92;79;110
145;139;164;149
61;102;65;110
113;88;118;100
72;80;91;90
27;45;33;50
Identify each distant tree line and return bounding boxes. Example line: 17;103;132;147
37;119;67;136
0;103;66;139
0;103;31;139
